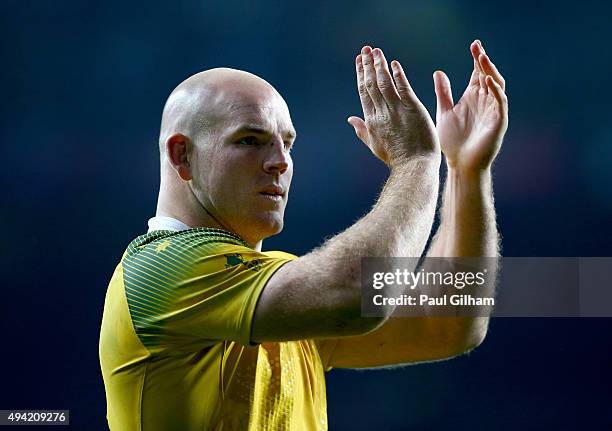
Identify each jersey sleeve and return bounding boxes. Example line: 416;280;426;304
121;230;296;352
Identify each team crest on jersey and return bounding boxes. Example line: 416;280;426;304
224;253;262;272
154;240;172;253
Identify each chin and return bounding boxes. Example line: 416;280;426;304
252;213;284;239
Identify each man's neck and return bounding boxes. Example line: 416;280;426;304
155;176;263;250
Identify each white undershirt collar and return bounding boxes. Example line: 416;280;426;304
147;216;192;233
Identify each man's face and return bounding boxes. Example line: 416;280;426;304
190;87;296;243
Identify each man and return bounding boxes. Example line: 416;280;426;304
100;40;507;430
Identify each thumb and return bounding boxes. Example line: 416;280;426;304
433;70;454;122
347;116;368;144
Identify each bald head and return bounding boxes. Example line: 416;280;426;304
155;68;296;246
158;68;284;155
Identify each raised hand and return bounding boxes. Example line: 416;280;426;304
433;40;508;174
348;46;439;168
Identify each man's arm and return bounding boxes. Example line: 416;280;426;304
319;40;509;368
252;46;441;343
324;169;499;368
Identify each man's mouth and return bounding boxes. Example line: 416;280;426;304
259;185;285;201
259;192;283;201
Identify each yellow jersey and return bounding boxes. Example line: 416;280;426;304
99;228;334;430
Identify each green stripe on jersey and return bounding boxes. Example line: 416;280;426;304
122;228;250;349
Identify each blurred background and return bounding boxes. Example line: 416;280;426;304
1;0;611;429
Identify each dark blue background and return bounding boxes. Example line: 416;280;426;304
1;0;611;429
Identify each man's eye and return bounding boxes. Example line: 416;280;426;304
238;136;259;146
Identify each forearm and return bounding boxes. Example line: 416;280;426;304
428;168;499;258
323;166;499;364
413;167;498;347
325;155;440;258
297;156;440;311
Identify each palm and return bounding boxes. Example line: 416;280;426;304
438;83;505;169
434;41;508;173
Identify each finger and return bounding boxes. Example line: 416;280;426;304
347;116;369;145
356;54;375;118
476;39;486;54
372;48;400;105
470;41;487;90
433;70;454;120
467;41;481;87
479;72;487;94
485;75;508;116
468;62;480;88
479;53;506;91
470;40;484;73
390;60;417;103
361;46;385;111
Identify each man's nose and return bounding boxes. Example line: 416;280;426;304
263;140;290;174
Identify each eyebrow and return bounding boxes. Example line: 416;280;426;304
229;125;297;140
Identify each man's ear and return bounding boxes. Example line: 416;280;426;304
166;133;192;181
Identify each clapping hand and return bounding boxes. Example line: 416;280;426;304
348;46;440;168
433;40;508;175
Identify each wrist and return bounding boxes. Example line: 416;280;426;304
390;151;441;173
447;165;492;184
